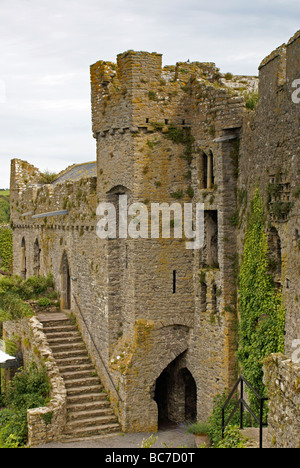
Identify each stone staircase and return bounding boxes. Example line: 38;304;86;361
39;313;121;442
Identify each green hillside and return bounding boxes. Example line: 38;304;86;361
0;190;10;224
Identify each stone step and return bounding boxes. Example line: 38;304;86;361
55;355;91;366
58;363;95;374
66;385;106;397
38;313;121;440
62;423;121;439
64;376;101;389
46;335;82;346
50;342;86;353
43;324;78;334
66;413;118;429
42;320;74;330
52;348;89;360
66;390;108;404
67;399;111;413
60;369;97;381
45;330;80;340
240;428;269;448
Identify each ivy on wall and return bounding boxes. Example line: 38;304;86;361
0;227;13;272
237;189;285;408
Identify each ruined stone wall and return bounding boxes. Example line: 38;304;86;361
10;159;111;360
238;31;300;355
263;353;300;448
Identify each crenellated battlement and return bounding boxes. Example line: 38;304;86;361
90;51;238;137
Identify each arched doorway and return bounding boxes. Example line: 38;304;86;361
154;354;197;427
61;252;71;310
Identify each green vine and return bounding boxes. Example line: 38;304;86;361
237;189;285;409
0;227;13;272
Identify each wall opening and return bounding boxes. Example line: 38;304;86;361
21;237;27;280
200;282;207;312
209;150;215;188
199;151;214;189
33;239;41;276
173;270;177;294
154;354;197;428
211;282;218;313
200;211;219;269
267;226;282;287
61;252;71;310
200;152;208;189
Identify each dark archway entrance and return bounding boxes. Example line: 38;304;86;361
181;368;197;421
154;354;197;428
154;371;170;426
61;252;71;310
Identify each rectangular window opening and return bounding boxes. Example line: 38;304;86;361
173;270;177;294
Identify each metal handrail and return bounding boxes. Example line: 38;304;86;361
72;294;122;402
221;376;268;449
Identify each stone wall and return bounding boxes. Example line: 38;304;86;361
263;354;300;448
90;52;250;430
9;33;300;435
238;31;300;355
3;316;67;446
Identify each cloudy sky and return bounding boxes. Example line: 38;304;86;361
0;0;299;188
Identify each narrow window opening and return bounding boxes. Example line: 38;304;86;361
146;118;149;123
165;119;169;125
173;270;177;294
212;282;217;312
200;283;207;312
203;152;208;189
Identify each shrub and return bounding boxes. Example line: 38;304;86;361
0;273;55;321
244;91;259;110
0;364;50;447
37;297;52;308
207;392;241;446
294;186;300;198
21;273;54;299
186;421;210;435
39;170;57;184
216;425;247;448
0;195;10;224
0;227;13;272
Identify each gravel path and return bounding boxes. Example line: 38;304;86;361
36;425;196;449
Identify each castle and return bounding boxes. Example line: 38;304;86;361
10;31;300;435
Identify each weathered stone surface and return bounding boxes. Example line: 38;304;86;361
263;354;300;448
8;30;300;440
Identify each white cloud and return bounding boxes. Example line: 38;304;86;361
0;0;299;188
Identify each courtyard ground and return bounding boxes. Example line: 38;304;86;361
36;425;196;449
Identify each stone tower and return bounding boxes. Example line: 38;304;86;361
90;51;246;430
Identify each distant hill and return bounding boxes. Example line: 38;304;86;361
0;190;10;224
